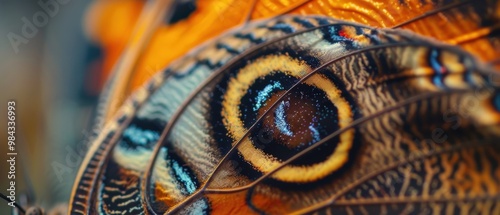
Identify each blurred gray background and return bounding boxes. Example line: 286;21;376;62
0;0;99;213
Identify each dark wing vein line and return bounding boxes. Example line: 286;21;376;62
390;0;473;28
243;0;259;26
204;42;482;193
297;188;500;214
165;42;483;214
205;88;477;195
140;20;388;214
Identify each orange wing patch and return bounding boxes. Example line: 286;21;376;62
86;0;499;118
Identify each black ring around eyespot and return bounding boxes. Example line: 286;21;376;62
219;58;359;182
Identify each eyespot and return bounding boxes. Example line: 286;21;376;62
221;54;356;183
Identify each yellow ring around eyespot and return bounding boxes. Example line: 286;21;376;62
221;54;354;183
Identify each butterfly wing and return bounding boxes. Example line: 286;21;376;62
71;0;500;214
86;0;500;122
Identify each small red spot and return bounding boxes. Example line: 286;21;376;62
338;30;350;39
441;66;447;74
